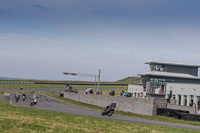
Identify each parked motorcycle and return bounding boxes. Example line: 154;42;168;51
101;102;116;116
30;98;37;106
109;90;115;96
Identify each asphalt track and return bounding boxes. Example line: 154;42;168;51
0;93;197;131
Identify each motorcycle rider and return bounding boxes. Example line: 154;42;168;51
32;93;38;104
105;101;116;110
102;101;116;116
15;92;21;102
32;93;38;99
31;89;35;94
110;101;116;109
15;92;21;98
22;91;26;96
22;91;26;101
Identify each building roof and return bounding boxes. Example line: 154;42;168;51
138;71;200;80
145;61;200;68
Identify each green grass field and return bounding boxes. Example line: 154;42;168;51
0;84;64;89
0;100;198;133
0;83;127;90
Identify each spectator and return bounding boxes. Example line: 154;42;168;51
68;86;73;92
127;93;132;97
120;90;125;96
96;91;102;95
122;92;126;97
140;92;143;98
89;89;94;94
189;102;193;106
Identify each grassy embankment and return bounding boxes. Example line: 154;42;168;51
0;100;198;133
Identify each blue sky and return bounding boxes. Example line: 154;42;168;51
1;0;200;81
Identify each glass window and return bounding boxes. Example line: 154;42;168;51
147;82;166;95
150;78;166;83
142;76;149;88
154;84;161;94
150;64;167;72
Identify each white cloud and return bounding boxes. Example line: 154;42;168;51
37;37;73;47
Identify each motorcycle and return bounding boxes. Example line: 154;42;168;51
15;94;20;102
30;98;37;106
101;105;116;116
22;95;26;101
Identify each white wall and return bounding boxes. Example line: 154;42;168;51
128;83;200;97
128;84;145;97
166;83;200;96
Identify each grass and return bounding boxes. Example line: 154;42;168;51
0;83;128;96
73;85;127;89
0;100;198;133
46;93;200;127
0;90;39;95
0;84;127;90
0;84;65;89
116;76;142;84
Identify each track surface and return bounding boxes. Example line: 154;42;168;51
2;93;198;131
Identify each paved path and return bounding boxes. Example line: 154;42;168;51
1;93;200;131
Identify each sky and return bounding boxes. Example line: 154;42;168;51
1;0;200;81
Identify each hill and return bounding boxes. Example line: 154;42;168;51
115;76;142;84
0;76;142;85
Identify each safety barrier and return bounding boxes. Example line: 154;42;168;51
157;108;200;121
0;82;34;84
157;108;189;119
64;92;167;116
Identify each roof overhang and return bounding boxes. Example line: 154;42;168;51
145;61;200;68
138;71;200;80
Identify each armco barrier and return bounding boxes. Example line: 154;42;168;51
167;104;195;114
64;92;167;116
180;113;200;121
157;108;189;119
157;108;200;121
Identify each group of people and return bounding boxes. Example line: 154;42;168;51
84;88;94;94
120;90;132;97
120;90;126;96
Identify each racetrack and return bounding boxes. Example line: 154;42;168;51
3;93;199;131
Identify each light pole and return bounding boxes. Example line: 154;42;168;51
97;69;101;91
63;69;101;91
